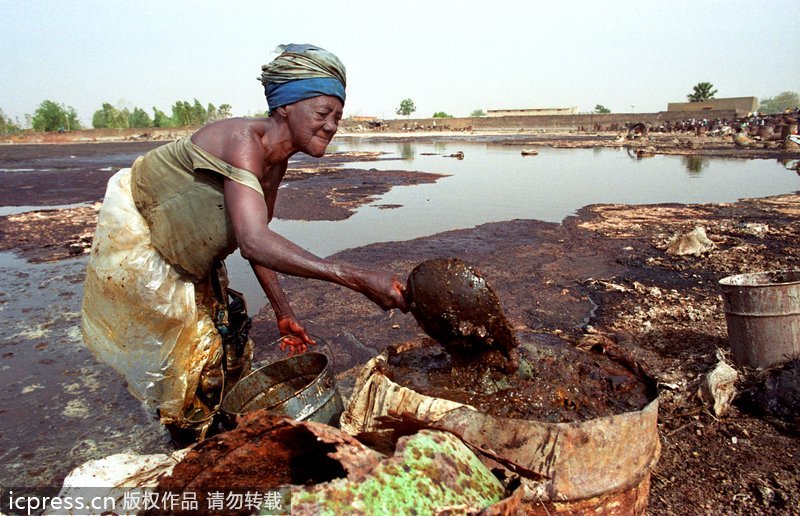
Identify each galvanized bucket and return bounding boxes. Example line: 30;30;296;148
220;339;344;427
719;270;800;368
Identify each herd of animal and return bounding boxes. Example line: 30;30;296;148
620;109;800;149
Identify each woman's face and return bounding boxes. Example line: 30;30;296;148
285;95;343;157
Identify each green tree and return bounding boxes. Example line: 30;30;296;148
192;98;207;125
171;100;191;126
128;107;153;128
396;98;416;118
432;111;453;118
169;98;213;126
687;82;718;102
206;102;218;122
152;107;173;127
0;108;21;134
594;104;611;114
93;103;129;129
759;91;799;114
91;109;108;128
218;104;233;119
470;109;486;117
31;100;80;131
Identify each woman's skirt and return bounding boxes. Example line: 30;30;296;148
81;165;226;429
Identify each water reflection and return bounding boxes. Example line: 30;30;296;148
433;141;450;153
625;147;653;160
399;142;416;160
682;155;709;176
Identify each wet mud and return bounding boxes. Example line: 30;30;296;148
1;133;799;514
274;165;445;221
385;336;652;422
0;254;173;489
0;142;162;206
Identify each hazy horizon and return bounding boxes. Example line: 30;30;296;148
1;0;798;127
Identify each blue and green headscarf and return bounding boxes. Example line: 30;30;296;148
260;44;346;112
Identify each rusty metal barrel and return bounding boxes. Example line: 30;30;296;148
719;270;800;368
341;339;660;514
221;351;344;426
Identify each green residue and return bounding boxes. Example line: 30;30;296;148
286;430;504;514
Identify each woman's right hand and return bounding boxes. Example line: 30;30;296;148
355;270;408;312
277;315;316;356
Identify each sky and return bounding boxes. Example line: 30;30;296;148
1;0;798;127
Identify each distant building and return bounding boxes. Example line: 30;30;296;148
349;115;379;122
666;97;757;117
486;107;578;117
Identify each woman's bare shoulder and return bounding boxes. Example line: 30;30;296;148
191;118;269;172
192;118;267;146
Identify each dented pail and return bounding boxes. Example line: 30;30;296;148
719;270;800;368
221;351;344;427
341;338;660;515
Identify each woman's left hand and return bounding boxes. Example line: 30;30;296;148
277;315;316;355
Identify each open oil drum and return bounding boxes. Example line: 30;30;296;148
719;270;800;368
341;338;660;515
221;351;344;427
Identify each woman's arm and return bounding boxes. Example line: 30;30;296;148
252;262;315;354
225;178;407;311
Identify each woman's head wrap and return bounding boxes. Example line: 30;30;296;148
260;44;346;112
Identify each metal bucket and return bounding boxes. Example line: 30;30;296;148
719;270;800;368
220;350;344;427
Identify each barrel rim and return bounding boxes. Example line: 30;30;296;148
719;269;800;288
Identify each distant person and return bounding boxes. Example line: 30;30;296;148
81;44;408;442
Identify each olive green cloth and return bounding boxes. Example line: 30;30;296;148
131;137;264;280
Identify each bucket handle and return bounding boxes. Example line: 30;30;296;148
268;333;335;370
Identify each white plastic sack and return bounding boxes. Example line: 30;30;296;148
45;450;189;516
81;167;221;424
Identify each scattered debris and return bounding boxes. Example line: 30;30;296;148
666;226;716;256
637;146;656;158
735;222;770;237
736;359;800;435
49;450;190;515
698;355;739;416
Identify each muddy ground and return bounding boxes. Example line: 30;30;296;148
0;131;798;514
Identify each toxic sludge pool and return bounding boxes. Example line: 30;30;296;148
341;337;660;515
383;336;652;423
